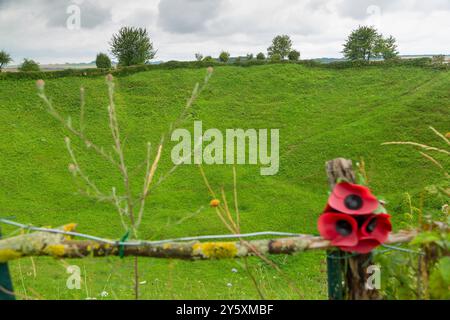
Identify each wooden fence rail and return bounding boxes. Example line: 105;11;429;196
0;227;417;262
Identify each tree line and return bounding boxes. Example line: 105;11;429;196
0;25;444;73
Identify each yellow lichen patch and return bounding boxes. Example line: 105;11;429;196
63;223;77;232
45;245;66;257
63;223;77;240
193;242;238;259
0;249;22;262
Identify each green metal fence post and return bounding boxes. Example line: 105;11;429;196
0;227;16;300
327;250;344;300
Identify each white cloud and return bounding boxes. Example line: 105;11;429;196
0;0;448;64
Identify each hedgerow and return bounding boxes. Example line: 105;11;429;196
0;57;447;81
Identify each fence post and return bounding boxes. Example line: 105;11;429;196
0;227;16;300
326;158;381;300
326;250;344;300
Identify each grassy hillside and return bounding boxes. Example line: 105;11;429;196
0;64;448;299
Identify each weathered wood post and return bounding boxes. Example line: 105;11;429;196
0;227;15;300
326;158;381;300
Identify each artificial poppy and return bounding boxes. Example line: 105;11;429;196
318;213;359;247
360;213;392;244
328;182;379;215
339;239;381;254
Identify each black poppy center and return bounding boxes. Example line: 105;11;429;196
366;219;378;233
344;194;363;210
336;220;353;236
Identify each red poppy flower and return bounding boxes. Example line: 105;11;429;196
328;182;379;215
360;214;392;244
318;213;358;247
340;239;381;254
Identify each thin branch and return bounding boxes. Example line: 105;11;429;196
232;166;241;233
419;152;445;170
65;137;107;200
136;142;163;229
37;92;121;171
106;78;135;234
220;188;239;232
382;141;450;156
214;208;235;234
429;126;450;146
79;87;86;133
198;165;217;198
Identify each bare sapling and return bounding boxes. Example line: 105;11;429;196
36;69;213;299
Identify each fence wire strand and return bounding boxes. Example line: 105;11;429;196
0;218;303;246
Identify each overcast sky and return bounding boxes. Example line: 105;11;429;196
0;0;449;64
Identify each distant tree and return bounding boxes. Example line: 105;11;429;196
219;51;231;63
110;27;156;66
376;35;399;60
288;50;301;61
268;35;292;60
270;53;282;62
202;56;215;62
18;59;40;72
343;26;379;61
343;26;398;61
256;52;266;60
0;50;12;72
195;53;203;61
96;53;112;69
246;53;254;60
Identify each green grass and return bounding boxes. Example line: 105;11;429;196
0;64;449;299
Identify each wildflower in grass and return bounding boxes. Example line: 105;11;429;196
231;268;238;273
36;79;45;91
100;291;109;298
210;199;220;208
207;67;214;74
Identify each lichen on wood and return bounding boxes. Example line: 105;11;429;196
0;223;418;262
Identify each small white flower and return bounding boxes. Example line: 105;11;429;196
227;283;233;288
231;268;238;273
100;291;109;298
68;163;77;173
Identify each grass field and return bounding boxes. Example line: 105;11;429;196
0;63;449;299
